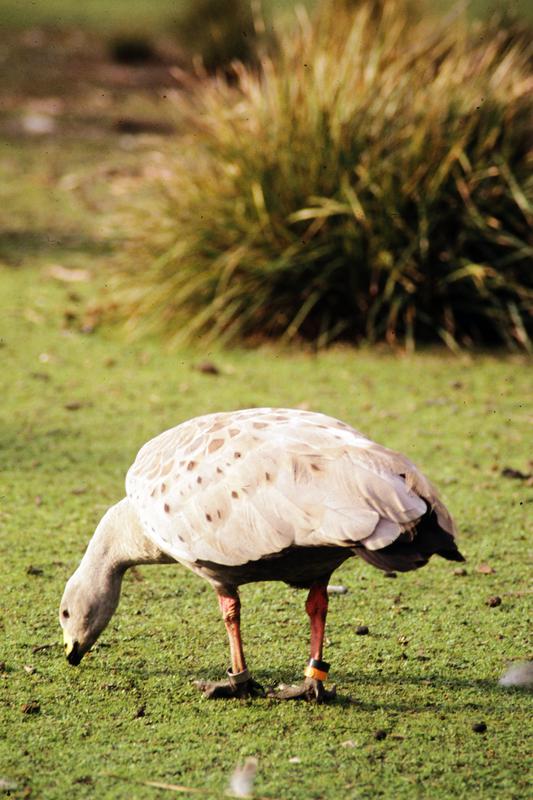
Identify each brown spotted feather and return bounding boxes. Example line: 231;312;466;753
125;409;460;574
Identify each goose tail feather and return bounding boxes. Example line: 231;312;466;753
354;508;465;573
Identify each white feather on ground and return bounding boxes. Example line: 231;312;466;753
499;661;533;688
228;757;258;798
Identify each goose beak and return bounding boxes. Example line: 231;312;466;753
63;633;82;666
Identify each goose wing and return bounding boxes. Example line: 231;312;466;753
126;408;455;567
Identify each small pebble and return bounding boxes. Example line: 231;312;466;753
196;361;220;375
472;722;487;733
327;585;348;595
486;596;502;608
453;567;467;576
21;702;40;714
501;467;530;481
288;756;301;764
374;730;387;740
356;625;369;635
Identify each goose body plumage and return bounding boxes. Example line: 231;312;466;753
126;408;458;581
61;408;464;700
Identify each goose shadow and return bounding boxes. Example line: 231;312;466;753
109;665;522;711
50;648;529;711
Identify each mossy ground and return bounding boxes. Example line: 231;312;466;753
1;261;531;799
1;3;532;798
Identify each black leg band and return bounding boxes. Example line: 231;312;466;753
308;658;330;673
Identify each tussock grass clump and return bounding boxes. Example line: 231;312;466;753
115;1;532;349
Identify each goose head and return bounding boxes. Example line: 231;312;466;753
59;566;122;665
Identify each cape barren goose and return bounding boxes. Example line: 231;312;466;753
60;408;464;702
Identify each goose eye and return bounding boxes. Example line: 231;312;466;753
62;609;70;619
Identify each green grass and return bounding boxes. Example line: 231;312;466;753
0;0;530;31
1;263;531;799
0;0;312;33
1;2;531;797
0;0;179;31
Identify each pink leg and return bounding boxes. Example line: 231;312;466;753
305;582;329;661
218;593;247;675
194;591;264;699
269;580;335;702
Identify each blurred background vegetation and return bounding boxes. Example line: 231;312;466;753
1;0;532;31
1;0;531;350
